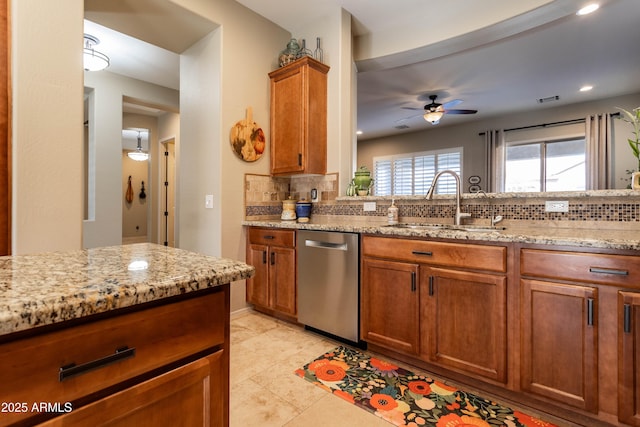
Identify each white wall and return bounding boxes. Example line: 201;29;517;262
82;71;179;249
12;0;84;254
358;92;640;190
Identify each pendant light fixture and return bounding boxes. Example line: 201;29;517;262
83;34;110;71
128;132;149;161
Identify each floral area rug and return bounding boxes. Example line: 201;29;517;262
295;346;558;427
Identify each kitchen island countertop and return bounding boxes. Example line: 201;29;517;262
0;243;255;336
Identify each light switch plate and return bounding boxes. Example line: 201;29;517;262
545;200;568;212
363;202;377;212
205;195;214;209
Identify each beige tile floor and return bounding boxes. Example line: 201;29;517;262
229;310;572;427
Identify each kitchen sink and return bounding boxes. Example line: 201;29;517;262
384;223;505;232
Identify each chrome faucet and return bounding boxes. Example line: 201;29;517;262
425;170;471;226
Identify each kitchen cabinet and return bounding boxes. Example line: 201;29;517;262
0;289;229;426
361;257;419;355
268;56;329;175
520;278;598;412
246;227;296;319
361;235;508;383
422;267;507;383
0;0;9;255
619;291;640;426
520;247;640;418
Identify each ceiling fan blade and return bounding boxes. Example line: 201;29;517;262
442;99;463;109
444;109;477;115
401;106;424;111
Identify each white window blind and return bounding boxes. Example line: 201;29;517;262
373;148;462;196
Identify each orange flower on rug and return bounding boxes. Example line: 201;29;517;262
295;346;558;427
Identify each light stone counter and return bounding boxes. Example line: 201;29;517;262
243;218;640;251
0;243;255;336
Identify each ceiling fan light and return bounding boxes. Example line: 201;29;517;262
424;111;443;125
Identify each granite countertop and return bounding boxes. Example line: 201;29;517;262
243;218;640;251
0;243;255;336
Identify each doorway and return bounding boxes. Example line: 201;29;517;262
122;128;150;244
161;138;176;247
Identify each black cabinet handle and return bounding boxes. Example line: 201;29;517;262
412;250;433;257
298;153;302;166
411;272;416;292
589;267;628;276
624;304;632;334
270;252;275;265
587;298;594;326
59;346;135;382
428;276;434;296
262;250;267;264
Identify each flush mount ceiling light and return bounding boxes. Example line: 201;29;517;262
83;34;110;71
128;132;149;161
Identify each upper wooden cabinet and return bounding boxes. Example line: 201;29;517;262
268;57;329;175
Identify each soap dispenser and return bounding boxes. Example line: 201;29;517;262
387;199;398;225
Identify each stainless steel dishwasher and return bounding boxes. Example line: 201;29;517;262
297;230;360;343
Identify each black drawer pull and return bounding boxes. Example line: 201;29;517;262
428;276;434;296
411;272;416;292
412;250;433;257
59;346;136;382
589;267;628;276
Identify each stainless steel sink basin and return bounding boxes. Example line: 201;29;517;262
384;223;505;232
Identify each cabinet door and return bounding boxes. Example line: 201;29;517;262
270;65;305;174
421;267;507;383
619;291;640;426
40;352;224;427
270;246;296;315
521;279;598;412
247;243;269;307
361;257;419;355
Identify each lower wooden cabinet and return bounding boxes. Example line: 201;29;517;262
619;291;640;426
361;257;419;355
40;352;225;427
520;279;598;412
421;267;507;383
246;228;296;318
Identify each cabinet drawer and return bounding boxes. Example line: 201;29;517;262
248;227;295;247
362;236;506;272
0;291;226;426
521;248;640;287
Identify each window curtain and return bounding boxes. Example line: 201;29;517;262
585;113;612;190
484;129;505;192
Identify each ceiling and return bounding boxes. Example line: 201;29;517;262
85;0;640;139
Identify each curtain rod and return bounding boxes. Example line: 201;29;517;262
478;111;621;136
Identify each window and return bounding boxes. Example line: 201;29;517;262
504;138;585;192
373;148;462;196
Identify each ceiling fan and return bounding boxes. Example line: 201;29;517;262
403;95;478;125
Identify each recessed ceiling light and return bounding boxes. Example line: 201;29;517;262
577;3;599;16
580;85;593;92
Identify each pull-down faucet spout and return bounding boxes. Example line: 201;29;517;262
425;170;471;226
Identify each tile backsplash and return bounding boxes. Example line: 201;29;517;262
245;178;640;227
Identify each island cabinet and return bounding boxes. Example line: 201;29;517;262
268;56;329;175
361;235;508;384
0;288;229;427
519;247;640;423
246;227;297;320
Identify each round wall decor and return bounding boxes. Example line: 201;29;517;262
230;107;265;162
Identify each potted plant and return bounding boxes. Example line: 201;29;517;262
618;106;640;189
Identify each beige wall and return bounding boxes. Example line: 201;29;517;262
122;152;149;241
12;0;84;254
358;92;640;191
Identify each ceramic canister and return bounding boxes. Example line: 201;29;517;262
281;198;297;220
295;200;312;223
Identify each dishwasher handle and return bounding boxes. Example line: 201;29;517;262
304;239;348;251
